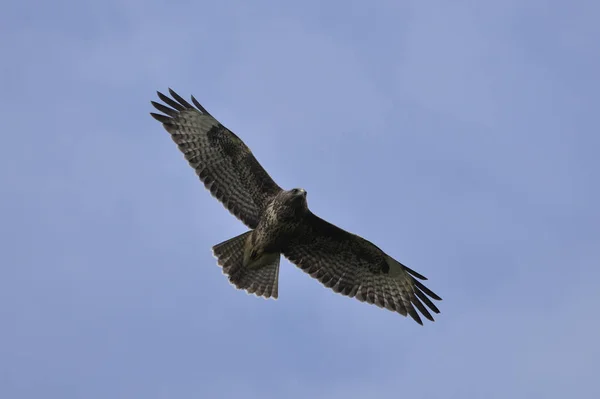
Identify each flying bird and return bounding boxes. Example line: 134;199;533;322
150;89;442;324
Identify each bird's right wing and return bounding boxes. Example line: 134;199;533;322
151;89;282;229
282;212;442;325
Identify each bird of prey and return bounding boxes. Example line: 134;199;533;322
150;89;442;324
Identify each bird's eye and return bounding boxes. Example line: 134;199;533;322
292;189;299;194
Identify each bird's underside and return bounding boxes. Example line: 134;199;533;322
150;88;442;325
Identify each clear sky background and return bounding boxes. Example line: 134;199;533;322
2;1;599;398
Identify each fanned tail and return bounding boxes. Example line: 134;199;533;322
212;232;280;299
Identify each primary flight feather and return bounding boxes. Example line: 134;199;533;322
150;89;442;325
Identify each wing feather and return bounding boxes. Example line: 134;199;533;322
283;212;442;324
150;89;282;228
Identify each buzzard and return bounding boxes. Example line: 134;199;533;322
150;89;442;324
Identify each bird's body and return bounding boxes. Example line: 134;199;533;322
150;89;442;325
243;189;308;270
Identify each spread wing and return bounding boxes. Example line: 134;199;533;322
150;89;282;228
283;213;442;324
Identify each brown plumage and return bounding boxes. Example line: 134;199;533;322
150;89;442;325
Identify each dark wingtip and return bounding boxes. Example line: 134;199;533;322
414;279;442;301
170;89;193;109
404;264;428;280
153;88;208;115
151;100;179;117
406;305;423;325
156;91;185;111
415;289;441;314
412;296;435;322
150;100;164;111
191;95;210;114
150;112;171;123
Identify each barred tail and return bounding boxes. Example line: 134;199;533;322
212;232;280;299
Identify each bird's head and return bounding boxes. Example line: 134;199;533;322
281;188;308;216
288;188;307;201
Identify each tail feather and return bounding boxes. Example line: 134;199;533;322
212;232;280;299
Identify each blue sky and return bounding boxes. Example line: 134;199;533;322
2;0;599;397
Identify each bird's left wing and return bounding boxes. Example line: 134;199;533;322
150;89;282;229
282;212;442;324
